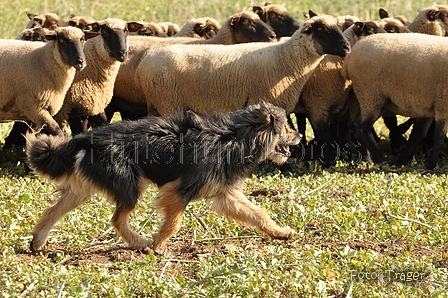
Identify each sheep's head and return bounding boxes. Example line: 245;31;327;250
47;26;88;70
300;15;351;58
88;18;143;62
229;11;276;43
26;12;64;30
408;5;448;36
137;22;167;37
193;18;221;39
253;4;301;38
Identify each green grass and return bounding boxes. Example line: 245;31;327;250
0;117;447;297
0;0;447;296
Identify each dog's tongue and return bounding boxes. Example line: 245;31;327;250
279;144;291;157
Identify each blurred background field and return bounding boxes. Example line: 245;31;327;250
0;0;439;38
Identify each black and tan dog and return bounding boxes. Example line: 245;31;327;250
26;102;300;254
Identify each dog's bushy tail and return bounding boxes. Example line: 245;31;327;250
26;133;77;180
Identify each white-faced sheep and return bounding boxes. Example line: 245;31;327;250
109;11;277;120
253;3;301;39
54;18;143;135
342;33;448;170
135;15;350;118
292;21;386;166
0;27;90;136
174;17;221;39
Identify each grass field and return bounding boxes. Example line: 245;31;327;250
0;0;447;297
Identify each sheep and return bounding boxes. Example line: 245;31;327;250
253;3;301;39
378;9;411;33
109;11;277;120
291;21;387;166
336;15;361;31
174;17;221;39
132;21;168;37
135;15;350;118
25;11;64;30
66;14;96;30
158;22;180;36
407;5;448;35
341;33;448;170
18;27;49;42
0;27;91;137
54;18;143;135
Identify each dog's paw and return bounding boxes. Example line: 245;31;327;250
128;238;151;251
272;226;295;240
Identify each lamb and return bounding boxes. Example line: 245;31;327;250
292;21;386;166
54;18;143;134
0;27;90;136
253;3;301;39
341;33;448;170
174;17;221;39
109;11;277;120
135;15;350;117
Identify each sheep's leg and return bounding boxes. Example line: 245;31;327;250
426;119;448;170
30;184;92;251
29;110;63;136
211;190;295;240
383;115;405;152
356;115;383;165
397;117;432;166
4;121;30;148
310;119;335;167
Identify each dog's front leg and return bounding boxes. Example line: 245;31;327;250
111;204;151;250
211;190;295;240
152;187;189;255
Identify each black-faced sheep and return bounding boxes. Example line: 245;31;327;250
25;11;64;30
292;21;386;166
342;33;448;170
135;15;350;117
158;22;180;36
407;5;448;35
54;18;143;135
110;11;277;120
133;21;167;37
18;27;49;42
67;14;96;30
0;27;90;136
253;3;301;39
174;17;221;39
378;9;411;33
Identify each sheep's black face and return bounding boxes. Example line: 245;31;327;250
101;25;128;62
307;19;351;58
54;32;87;70
231;14;276;43
265;11;301;38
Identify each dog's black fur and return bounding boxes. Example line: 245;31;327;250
27;102;300;254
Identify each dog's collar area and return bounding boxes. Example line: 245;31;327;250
276;144;291;157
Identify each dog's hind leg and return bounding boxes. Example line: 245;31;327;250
152;182;189;255
30;183;92;251
211;190;295;240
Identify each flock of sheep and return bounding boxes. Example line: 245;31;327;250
1;4;448;170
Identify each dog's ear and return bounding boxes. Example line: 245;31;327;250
260;102;284;134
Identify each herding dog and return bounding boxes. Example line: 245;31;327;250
26;102;301;254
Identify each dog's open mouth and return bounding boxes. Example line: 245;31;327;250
276;144;291;157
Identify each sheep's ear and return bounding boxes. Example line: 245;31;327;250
301;24;313;35
128;22;144;32
253;6;263;16
84;31;101;40
67;20;77;27
45;31;57;41
230;16;240;26
427;9;440;21
353;21;365;35
89;22;101;32
379;8;389;19
26;12;37;20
